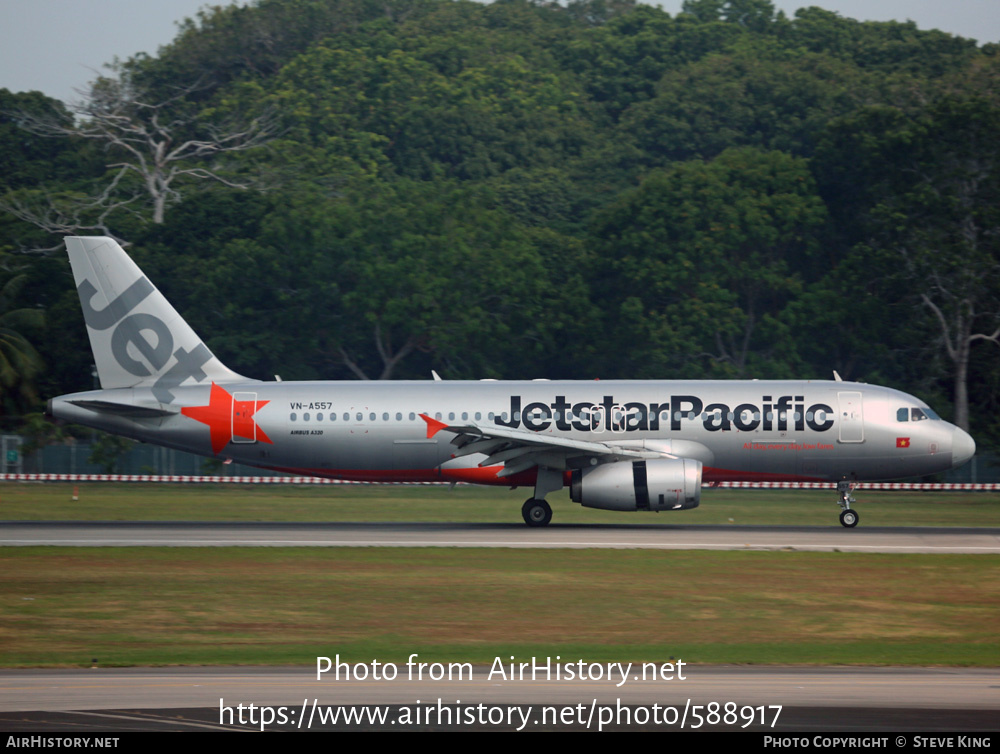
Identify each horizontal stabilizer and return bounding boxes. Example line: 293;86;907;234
67;399;179;418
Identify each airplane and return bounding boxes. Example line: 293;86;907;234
47;236;976;528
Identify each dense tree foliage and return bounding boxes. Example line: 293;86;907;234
2;0;998;445
593;146;827;379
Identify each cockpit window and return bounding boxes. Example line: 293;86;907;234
899;406;942;421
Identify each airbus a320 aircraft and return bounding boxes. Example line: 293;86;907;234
48;237;976;527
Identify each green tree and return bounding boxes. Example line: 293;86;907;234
0;90;99;192
593;147;827;378
318;181;556;379
682;0;777;33
0;265;44;417
819;92;1000;431
781;6;977;75
620;42;862;165
87;432;132;474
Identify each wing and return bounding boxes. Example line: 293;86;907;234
420;413;677;478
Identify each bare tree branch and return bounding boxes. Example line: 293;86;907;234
0;165;142;253
8;65;280;226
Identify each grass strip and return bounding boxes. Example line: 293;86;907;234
2;483;1000;527
2;547;997;668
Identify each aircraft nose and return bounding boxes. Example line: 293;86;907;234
952;427;976;468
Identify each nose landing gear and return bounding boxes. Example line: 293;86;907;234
837;481;859;528
839;508;859;527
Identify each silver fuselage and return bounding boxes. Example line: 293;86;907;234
50;378;973;486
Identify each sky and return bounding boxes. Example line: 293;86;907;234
1;0;998;105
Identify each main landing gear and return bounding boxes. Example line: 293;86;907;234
521;466;561;527
522;498;552;527
837;481;859;528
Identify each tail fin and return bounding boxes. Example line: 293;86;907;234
66;236;247;403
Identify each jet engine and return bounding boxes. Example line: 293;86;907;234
570;458;702;511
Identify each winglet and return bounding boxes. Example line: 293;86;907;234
419;413;448;439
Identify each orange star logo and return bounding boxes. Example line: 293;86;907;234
181;382;273;455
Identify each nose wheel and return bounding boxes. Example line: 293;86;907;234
522;498;552;527
837;481;859;528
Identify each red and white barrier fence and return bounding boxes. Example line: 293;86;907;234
709;481;999;491
0;473;434;485
1;473;997;490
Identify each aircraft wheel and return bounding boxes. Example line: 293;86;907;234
839;509;859;528
522;498;552;527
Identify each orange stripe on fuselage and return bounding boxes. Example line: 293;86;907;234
262;464;827;486
264;465;547;487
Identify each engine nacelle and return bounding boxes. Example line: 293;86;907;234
570;458;702;512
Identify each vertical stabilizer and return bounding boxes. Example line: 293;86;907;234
66;236;247;403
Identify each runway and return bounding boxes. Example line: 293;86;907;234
1;665;997;731
1;521;999;553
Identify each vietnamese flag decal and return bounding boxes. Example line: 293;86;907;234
896;437;910;448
